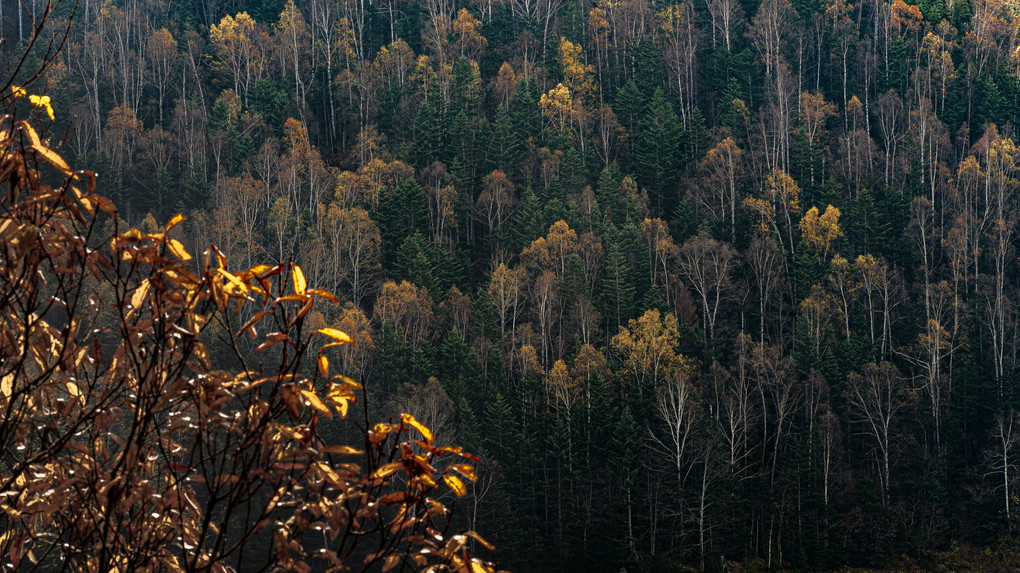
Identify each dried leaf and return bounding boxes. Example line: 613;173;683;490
372;462;403;479
281;384;302;418
239;311;269;339
382;554;402;572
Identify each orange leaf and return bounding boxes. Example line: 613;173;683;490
443;474;466;497
308;289;339;304
248;264;275;276
401;413;434;443
322;445;362;455
239;311;269;338
333;375;362;388
317;355;329;379
465;531;495;551
372;462;404;479
451;464;478;482
166;213;185;232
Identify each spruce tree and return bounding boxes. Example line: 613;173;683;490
601;241;636;330
633;88;683;211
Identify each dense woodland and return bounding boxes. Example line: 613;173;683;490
7;0;1020;568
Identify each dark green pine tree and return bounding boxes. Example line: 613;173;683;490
613;79;646;140
561;146;588;195
434;246;471;296
484;390;518;467
413;87;447;167
448;109;479;187
487;106;523;174
395;231;440;296
719;77;747;138
376;178;429;262
672;199;698;244
451;56;482;117
511;187;547;252
435;331;482;404
601;240;636;331
608;405;643;559
978;75;1008;127
633;88;683;211
455;395;484;455
372;321;414;396
511;78;542;143
682;106;709;164
595;162;623;218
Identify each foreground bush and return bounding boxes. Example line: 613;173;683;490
0;102;500;572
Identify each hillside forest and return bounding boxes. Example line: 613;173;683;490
6;0;1020;568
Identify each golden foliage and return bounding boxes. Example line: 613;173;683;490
0;114;499;572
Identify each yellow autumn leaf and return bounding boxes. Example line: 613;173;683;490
333;397;349;418
167;238;192;261
292;264;307;295
327;384;355;418
300;389;330;416
216;268;248;293
166;213;185;232
0;373;12;399
11;85;26;98
443;474;466;497
130;279;150;313
401;413;434;443
66;381;85;408
32;143;72;175
248;264;275;275
450;464;477;481
317;355;329;379
322;445;363;455
316;328;354;344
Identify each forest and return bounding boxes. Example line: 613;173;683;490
5;0;1020;568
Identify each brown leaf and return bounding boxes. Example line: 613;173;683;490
372;462;403;479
